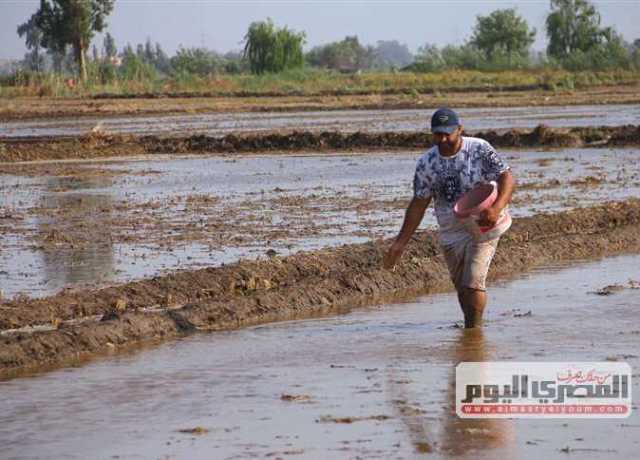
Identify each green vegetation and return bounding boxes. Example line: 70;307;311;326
546;0;632;71
307;36;372;71
1;68;638;99
16;14;45;73
470;9;536;64
243;19;305;74
25;0;114;82
4;0;638;97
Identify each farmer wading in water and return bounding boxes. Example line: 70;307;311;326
384;108;515;328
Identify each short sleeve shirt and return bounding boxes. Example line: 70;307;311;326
413;136;509;246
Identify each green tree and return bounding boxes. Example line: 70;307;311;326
33;0;115;82
412;43;484;71
222;50;248;74
546;0;602;60
371;40;413;69
470;9;536;64
561;27;631;70
48;47;67;73
307;36;373;71
413;44;445;71
143;38;155;63
136;43;145;61
632;39;640;69
119;42;156;81
243;18;305;74
103;31;116;58
154;42;172;74
17;14;45;71
170;47;223;76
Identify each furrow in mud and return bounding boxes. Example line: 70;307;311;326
1;199;639;378
1;124;638;163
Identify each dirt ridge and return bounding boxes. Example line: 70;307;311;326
2;124;639;163
1;199;639;378
3;84;639;122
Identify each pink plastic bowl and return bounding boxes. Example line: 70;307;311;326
453;182;497;218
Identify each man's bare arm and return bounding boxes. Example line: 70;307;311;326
478;170;515;227
383;196;431;269
493;169;515;211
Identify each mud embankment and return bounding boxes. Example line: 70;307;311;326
2;124;639;162
2;85;639;122
1;199;639;378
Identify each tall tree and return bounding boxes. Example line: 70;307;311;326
171;47;222;76
307;36;373;71
136;43;145;61
33;0;115;81
17;14;45;71
144;38;155;63
372;40;413;69
470;8;536;62
243;18;305;74
154;42;171;74
103;31;116;59
546;0;602;59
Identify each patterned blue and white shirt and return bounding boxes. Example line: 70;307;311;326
413;136;509;246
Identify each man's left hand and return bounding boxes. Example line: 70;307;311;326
477;205;501;228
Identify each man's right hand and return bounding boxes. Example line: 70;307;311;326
383;241;405;270
382;196;429;270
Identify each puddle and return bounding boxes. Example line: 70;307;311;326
2;104;639;138
0;254;638;459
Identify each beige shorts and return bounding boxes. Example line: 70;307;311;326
442;237;499;291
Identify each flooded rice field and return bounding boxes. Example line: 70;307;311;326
2;104;639;139
1;254;638;459
1;98;638;459
1;147;639;299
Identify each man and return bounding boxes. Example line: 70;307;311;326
383;108;514;328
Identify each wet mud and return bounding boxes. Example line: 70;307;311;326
2;84;638;122
2;124;639;162
1;254;638;458
1;199;639;378
4;104;637;139
2;146;638;299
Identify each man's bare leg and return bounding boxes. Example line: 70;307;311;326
457;287;487;328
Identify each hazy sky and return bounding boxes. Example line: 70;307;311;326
1;0;638;59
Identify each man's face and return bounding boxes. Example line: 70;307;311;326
433;126;462;151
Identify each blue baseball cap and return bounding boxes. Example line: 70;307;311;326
431;108;460;134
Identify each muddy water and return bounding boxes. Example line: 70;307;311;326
1;147;639;299
2;104;639;138
1;254;638;459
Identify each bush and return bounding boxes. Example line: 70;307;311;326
119;53;157;81
170;47;224;77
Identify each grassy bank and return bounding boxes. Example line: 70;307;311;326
2;68;639;99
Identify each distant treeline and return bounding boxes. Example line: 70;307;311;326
7;0;640;85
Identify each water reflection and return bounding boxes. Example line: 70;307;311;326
38;176;116;292
388;328;515;457
3;104;639;138
439;329;515;457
